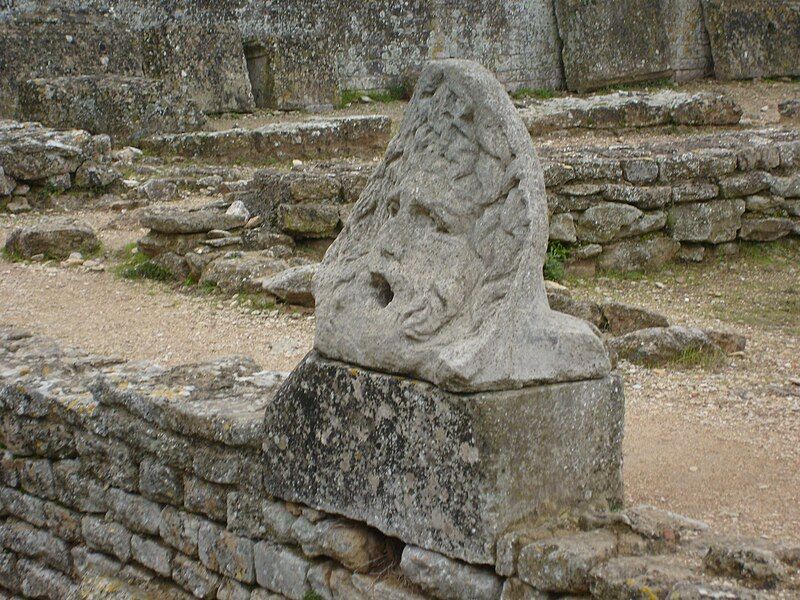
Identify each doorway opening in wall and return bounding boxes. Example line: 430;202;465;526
244;41;275;109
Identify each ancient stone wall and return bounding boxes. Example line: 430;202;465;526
1;329;798;599
2;0;798;108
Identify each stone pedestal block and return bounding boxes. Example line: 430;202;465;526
262;352;624;565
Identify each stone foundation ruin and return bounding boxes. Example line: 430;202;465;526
1;58;799;600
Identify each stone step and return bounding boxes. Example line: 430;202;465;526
139;116;392;164
519;90;742;135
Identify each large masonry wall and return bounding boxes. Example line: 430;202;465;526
3;0;797;107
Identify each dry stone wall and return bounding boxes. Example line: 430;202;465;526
1;329;798;599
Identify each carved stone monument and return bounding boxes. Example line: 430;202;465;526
263;60;624;565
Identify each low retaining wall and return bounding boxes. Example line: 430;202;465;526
1;330;799;599
232;128;800;273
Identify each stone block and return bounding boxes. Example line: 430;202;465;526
400;545;502;600
278;203;341;239
81;515;132;562
140;459;184;505
226;492;296;543
172;553;220;599
672;183;719;203
142;23;254;114
160;507;204;557
131;535;173;577
601;302;670;336
0;518;72;573
13;458;55;500
702;0;800;80
668;200;746;243
597;236;680;272
554;0;671;91
0;487;46;528
52;459;107;513
253;542;312;600
185;476;229;522
17;558;79;599
43;501;83;543
198;521;255;583
18;76;207;144
72;546;123;580
263;352;624;564
216;578;252;600
4;217;99;261
106;487;162;535
517;530;617;593
739;218;795;242
548;213;577;243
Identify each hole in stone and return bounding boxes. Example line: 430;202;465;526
370;273;394;307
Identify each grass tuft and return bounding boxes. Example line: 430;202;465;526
113;244;172;282
544;241;569;282
511;87;556;100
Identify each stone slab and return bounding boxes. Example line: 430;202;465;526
554;0;671;91
18;76;207;144
262;352;624;565
140;116;391;164
142;23;255;114
702;0;800;80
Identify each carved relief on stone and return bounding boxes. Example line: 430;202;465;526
314;59;609;392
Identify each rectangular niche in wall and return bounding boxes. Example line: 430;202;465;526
244;41;275;109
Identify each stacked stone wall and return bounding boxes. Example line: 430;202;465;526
1;330;798;599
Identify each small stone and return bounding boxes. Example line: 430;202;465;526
226;200;251;221
517;530;617;593
602;302;669;335
253;542;312;599
704;539;788;588
400;546;502;600
4;217;100;260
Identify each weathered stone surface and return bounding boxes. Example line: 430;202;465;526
141;23;254;114
520;91;740;133
172;553;220;599
160;507;203;558
198;521;255;583
4;217;99;259
131;535;173;577
702;0;800;80
200;256;295;295
400;546;502;600
602;302;670;336
590;555;700;598
263;352;624;564
18;76;206;144
704;330;746;355
739;218;794;242
314;60;609;392
253;542;312;600
106;487;162;536
704;538;788;589
81;516;132;562
140;460;183;505
598;236;680;272
261;264;317;307
608;326;723;367
140;116;391;164
141;207;247;235
184;477;229;523
278;203;341;238
517;530;617;593
549;213;577;243
500;578;549;600
576;203;666;244
17;558;79;598
554;0;671;91
547;292;605;330
0;518;72;573
669;200;746;243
